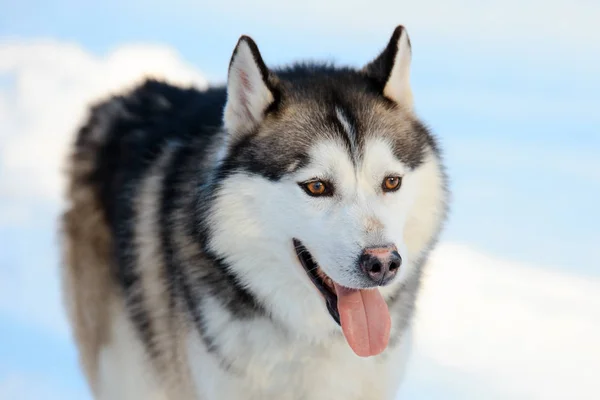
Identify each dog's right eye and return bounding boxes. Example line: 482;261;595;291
300;180;333;197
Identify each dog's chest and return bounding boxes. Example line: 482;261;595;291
187;319;408;400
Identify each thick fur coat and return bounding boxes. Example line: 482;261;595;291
61;26;449;399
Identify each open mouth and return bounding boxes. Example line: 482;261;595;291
292;238;393;358
293;238;340;325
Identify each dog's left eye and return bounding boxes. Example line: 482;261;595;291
300;180;333;197
382;176;402;192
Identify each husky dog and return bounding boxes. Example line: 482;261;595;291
61;25;448;400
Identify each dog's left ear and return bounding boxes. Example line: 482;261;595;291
363;25;413;109
223;35;277;138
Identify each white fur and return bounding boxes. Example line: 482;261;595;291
97;302;170;400
383;29;413;109
223;39;274;137
200;136;445;399
335;107;358;158
188;308;413;400
208;137;441;300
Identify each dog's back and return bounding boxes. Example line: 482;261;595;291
62;80;223;398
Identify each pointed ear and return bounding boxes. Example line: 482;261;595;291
223;35;277;137
363;25;413;109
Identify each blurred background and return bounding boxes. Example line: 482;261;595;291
1;1;599;399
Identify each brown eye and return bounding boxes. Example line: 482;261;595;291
382;176;402;192
301;180;332;197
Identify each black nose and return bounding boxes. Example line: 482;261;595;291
359;245;402;285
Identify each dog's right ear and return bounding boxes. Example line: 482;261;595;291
223;36;277;138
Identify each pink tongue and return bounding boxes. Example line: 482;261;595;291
334;283;391;357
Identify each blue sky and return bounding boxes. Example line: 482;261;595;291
1;1;599;399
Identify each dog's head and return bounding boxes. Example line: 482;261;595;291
207;26;448;357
